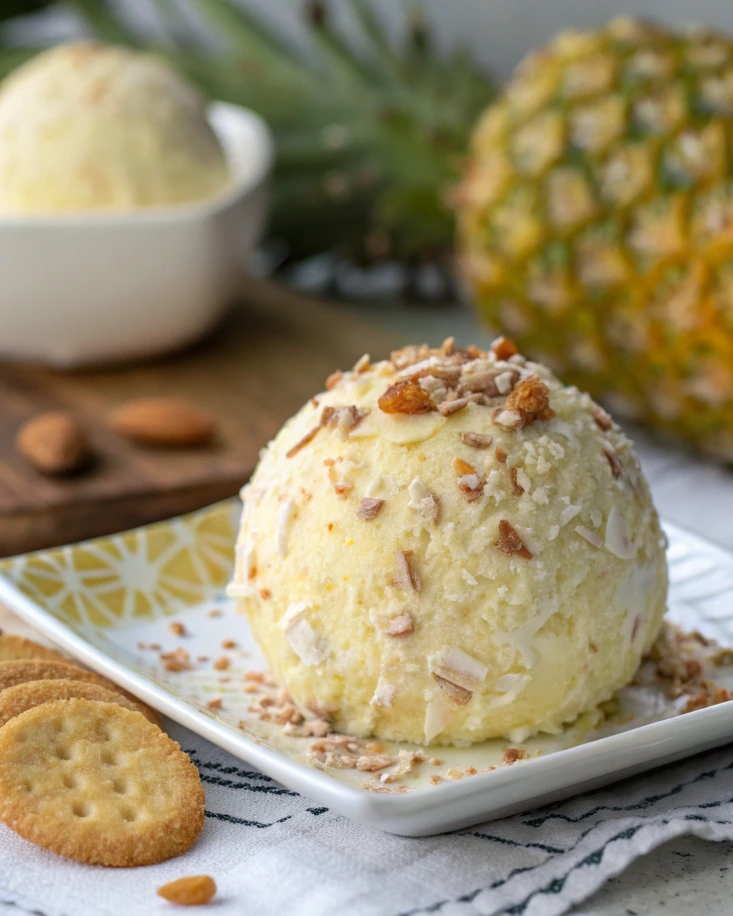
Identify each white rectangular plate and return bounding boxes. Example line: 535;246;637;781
0;499;732;837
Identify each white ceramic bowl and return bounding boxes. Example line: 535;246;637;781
0;102;273;367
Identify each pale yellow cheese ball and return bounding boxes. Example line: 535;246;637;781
0;43;229;213
229;341;668;746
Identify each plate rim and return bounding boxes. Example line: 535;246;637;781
1;510;732;835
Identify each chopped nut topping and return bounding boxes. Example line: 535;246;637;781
207;609;222;618
206;698;222;710
160;647;192;672
378;378;434;415
500;747;529;766
325;370;343;390
356;755;394;772
491;337;519;361
356;497;384;520
431;674;473;706
603;446;623;479
496;520;533;559
429;774;442;785
441;336;455;355
168;621;186;637
322;404;369;438
326;462;353;498
390;344;433;371
453;457;484;501
213;656;230;671
503;375;555;427
510;466;523;496
460;431;493;449
286;424;322;459
683;684;733;713
439;395;481;416
591;403;613;431
393;550;421;592
387;614;415;637
353;353;371;373
495;446;508;463
260;588;272;600
222;639;237;649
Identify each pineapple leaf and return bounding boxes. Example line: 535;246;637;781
191;0;303;65
304;1;381;87
64;0;142;47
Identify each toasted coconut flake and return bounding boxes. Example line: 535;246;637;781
277;499;295;557
393;550;421;592
491;337;519;360
429;646;489;690
496;520;533;559
378;378;434;415
353;353;370;373
441;336;455;355
325;370;343;389
431;674;473;706
459;431;493;449
605;505;637;559
371;675;396;707
424;695;454;742
503;375;555;427
576;525;603;548
356;497;384;520
387;614;414;637
560;504;582;526
284;617;329;667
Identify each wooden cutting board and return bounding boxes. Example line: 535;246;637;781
0;279;398;557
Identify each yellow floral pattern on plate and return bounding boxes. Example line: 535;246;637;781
0;500;239;631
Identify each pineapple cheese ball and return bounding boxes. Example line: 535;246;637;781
229;340;668;745
0;43;229;213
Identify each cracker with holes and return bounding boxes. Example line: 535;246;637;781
0;634;67;663
0;679;161;728
0;699;204;866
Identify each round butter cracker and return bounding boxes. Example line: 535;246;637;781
0;678;160;728
0;634;67;663
0;699;204;866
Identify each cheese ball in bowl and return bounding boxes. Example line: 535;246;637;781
229;339;667;745
0;42;229;213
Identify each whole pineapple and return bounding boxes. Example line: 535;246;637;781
458;17;733;459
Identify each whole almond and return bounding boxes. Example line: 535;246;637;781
157;875;217;906
110;398;215;447
15;412;91;475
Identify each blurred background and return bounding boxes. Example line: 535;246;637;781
4;0;733;554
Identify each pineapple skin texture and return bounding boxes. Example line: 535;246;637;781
459;17;733;460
